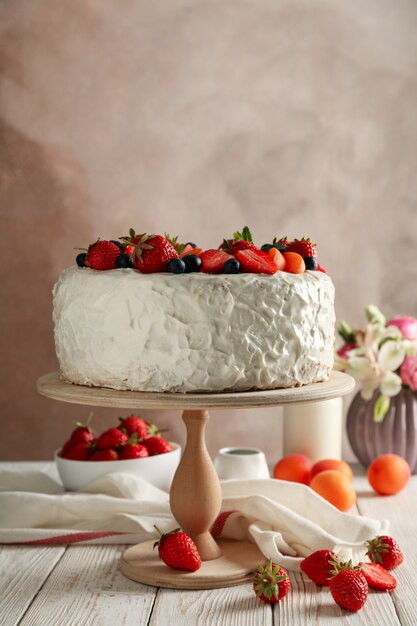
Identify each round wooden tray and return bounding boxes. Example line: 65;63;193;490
37;370;354;409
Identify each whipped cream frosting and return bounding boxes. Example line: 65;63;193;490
53;267;335;393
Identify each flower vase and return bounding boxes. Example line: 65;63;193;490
346;388;417;474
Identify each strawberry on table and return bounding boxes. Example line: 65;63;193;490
300;549;338;586
96;427;128;451
121;229;178;273
154;526;201;572
359;562;397;590
251;558;291;603
199;249;233;273
83;240;121;271
286;238;318;261
328;558;368;612
234;249;277;275
144;436;173;456
366;535;403;570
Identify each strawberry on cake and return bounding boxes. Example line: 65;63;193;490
53;227;335;393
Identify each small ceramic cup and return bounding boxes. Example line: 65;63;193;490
214;447;270;480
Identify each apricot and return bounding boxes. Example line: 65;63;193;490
273;453;312;485
267;247;286;271
282;252;305;274
310;459;353;483
310;470;356;511
367;454;410;495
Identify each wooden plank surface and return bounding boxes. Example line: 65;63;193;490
36;371;355;409
0;546;65;626
18;545;157;626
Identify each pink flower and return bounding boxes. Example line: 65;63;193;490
400;356;417;390
387;316;417;340
337;342;357;358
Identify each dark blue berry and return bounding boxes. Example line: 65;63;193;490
76;252;87;267
183;254;202;273
110;240;124;251
273;243;287;252
167;258;186;274
261;244;273;253
115;253;133;269
184;242;197;248
223;258;240;274
304;255;318;270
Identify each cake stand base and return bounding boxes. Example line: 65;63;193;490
120;539;264;589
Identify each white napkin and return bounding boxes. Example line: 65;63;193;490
0;468;388;569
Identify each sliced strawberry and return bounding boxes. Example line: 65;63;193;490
234;249;277;275
200;249;233;273
360;562;397;590
179;244;196;258
229;240;258;254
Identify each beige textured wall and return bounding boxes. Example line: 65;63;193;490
1;0;417;461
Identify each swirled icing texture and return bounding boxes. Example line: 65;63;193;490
53;267;335;393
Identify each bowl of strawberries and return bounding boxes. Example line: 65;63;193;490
55;413;181;492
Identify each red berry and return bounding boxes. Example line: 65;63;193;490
96;428;128;451
122;230;178;273
300;550;337;586
85;240;121;271
251;559;291;603
90;449;119;461
366;535;403;570
286;238;318;260
219;226;257;254
60;439;74;458
199;249;233;273
118;415;151;439
69;412;95;446
234;249;277;274
144;436;173;456
328;559;368;612
359;562;397;590
119;443;149;459
154;526;201;572
63;442;92;461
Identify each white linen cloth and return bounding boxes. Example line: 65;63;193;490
0;468;388;570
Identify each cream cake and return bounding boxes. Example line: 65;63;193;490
53;266;335;393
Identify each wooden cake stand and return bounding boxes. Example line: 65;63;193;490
37;370;354;590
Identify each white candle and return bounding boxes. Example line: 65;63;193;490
283;398;343;462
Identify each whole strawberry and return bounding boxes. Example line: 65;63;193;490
220;226;258;254
64;442;93;461
90;449;119;461
119;443;149;459
69;412;95;446
300;549;338;586
154;526;201;572
118;415;158;440
144;436;173;456
96;427;128;451
328;559;368;612
84;240;121;271
366;535;403;570
251;558;291;603
122;229;178;273
286;238;318;261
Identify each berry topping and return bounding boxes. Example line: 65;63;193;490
366;535;403;570
115;253;133;269
234;249;277;275
267;247;286;271
286;238;318;260
282;252;306;274
261;244;273;253
122;229;178;273
90;449;119;461
303;255;318;270
359;562;397;590
76;252;87;268
200;249;233;273
167;258;186;274
96;427;128;451
154;526;201;572
85;240;121;271
110;240;124;251
183;254;202;273
220;226;258;254
251;558;291;603
223;258;240;274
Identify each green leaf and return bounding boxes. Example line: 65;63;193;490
365;305;386;326
374;394;390;422
338;321;355;344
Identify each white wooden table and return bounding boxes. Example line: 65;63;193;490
1;463;416;626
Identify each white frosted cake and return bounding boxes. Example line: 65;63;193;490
53;266;335;393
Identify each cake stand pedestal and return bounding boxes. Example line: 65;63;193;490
37;371;354;589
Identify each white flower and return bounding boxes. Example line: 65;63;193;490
378;340;406;372
380;371;403;397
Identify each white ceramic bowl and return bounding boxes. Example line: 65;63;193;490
55;442;181;492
